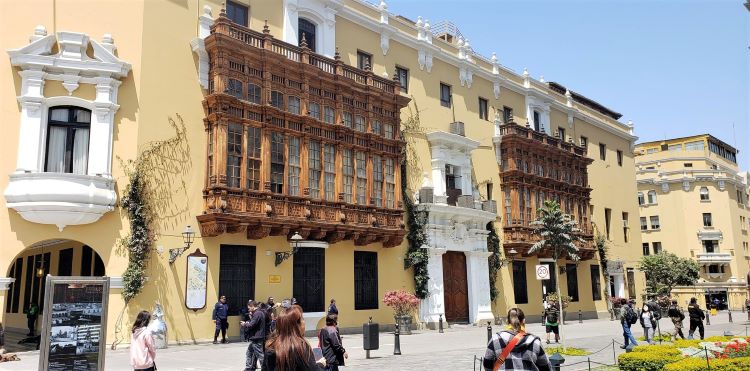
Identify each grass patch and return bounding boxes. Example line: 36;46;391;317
544;346;591;356
637;334;673;342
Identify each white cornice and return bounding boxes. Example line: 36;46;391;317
338;1;637;143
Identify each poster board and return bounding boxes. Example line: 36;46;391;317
185;249;208;311
39;276;110;371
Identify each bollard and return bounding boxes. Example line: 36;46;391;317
729;310;733;323
705;310;711;325
704;346;710;370
439;314;444;333
487;322;493;344
587;357;592;371
612;339;617;365
578;309;583;323
393;323;402;355
549;353;565;371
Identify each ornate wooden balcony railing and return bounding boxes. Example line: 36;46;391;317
502;224;596;260
198;189;405;247
498;122;587;157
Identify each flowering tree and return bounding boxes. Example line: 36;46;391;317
383;290;420;317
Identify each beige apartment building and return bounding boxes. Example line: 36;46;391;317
1;0;645;346
635;135;750;309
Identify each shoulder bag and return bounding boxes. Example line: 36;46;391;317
493;331;526;371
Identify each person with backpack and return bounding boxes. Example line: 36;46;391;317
639;305;656;345
543;301;560;344
687;297;705;340
482;308;551;371
618;298;639;349
667;300;685;340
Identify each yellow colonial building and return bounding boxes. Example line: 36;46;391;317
1;0;645;346
635;135;750;309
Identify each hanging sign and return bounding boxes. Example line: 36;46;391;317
536;264;551;280
39;276;110;371
185;249;208;311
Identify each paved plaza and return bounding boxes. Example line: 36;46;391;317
3;311;750;370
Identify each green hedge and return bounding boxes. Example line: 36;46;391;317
663;357;750;371
618;348;682;370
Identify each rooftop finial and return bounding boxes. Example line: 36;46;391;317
300;32;308;48
523;67;529;77
203;5;213;17
539;75;545;83
263;20;270;34
30;25;48;42
219;4;226;17
334;47;341;60
416;16;424;27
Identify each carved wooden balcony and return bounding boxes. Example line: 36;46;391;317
502;221;596;261
199;15;410;247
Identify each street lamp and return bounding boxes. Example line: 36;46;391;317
169;225;196;264
275;232;303;266
497;248;518;268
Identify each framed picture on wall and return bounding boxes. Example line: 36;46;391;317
185;249;208;311
39;276;110;371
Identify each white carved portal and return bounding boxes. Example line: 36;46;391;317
418;131;496;326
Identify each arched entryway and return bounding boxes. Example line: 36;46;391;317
3;239;105;352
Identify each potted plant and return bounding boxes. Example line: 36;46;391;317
383;290;419;335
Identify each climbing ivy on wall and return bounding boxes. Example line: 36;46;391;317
486;222;502;301
400;101;430;299
120;171;153;303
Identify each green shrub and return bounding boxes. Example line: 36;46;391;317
544;346;589;356
664;356;750;371
630;344;681;355
618;349;682;370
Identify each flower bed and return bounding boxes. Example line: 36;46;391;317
618;337;750;370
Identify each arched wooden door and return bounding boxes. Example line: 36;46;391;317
442;251;469;323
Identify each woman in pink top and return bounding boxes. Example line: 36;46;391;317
130;311;156;371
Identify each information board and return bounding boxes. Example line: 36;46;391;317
185;249;208;311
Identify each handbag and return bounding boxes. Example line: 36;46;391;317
492;331;525;371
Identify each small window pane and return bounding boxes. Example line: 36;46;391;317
309;102;321;119
226;1;249;27
288;96;300;115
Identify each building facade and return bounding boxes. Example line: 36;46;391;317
1;0;644;345
635;135;750;309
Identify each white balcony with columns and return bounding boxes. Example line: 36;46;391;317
416;129;497;326
4;26;131;231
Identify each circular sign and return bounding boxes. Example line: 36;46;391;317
536;264;550;280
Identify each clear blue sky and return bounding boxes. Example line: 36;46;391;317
382;0;750;169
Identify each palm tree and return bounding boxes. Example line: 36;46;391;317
530;200;585;351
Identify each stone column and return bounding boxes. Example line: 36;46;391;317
612;274;626;298
465;250;494;325
420;248;447;328
0;278;15;316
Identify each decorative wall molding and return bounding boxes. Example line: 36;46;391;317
190;5;213;90
0;278;16;291
283;0;342;58
4;26;131;230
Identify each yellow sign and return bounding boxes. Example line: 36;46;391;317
268;275;281;284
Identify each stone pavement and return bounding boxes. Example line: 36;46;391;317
2;311;749;370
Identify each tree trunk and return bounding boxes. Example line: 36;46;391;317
554;249;566;352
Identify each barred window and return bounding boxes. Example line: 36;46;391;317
504;188;511;226
227;78;243;99
372;120;382;135
343;149;354;203
324;145;336;201
355;115;365;132
288;96;301;115
309;102;321;120
271;91;284;109
343;112;353;128
246;127;262;190
373;155;383;207
309;140;321;199
288;137;301;196
248;83;261;104
385;157;395;208
324;106;335;124
226;123;243;188
384;123;394;139
356;151;367;205
270;132;285;193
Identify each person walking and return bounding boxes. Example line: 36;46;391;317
327;299;338;316
319;314;347;371
130;311;156;371
482;308;551;371
242;301;267;371
667;300;685;340
687;297;705;340
543;301;560;344
639;305;656;345
212;295;229;344
261;305;326;371
25;302;39;336
241;300;253;342
619;299;639;349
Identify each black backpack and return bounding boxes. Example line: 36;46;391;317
625;306;639;325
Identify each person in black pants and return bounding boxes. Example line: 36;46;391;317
687;297;705;340
241;301;266;371
319;314;347;371
212;295;229;344
240;300;253;342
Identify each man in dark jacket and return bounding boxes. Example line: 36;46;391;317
687;297;705;340
667;300;685;340
25;302;39;336
319;314;347;371
327;298;338;315
212;295;229;344
242;300;266;371
240;300;253;342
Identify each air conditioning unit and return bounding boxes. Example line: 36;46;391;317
449;121;465;136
